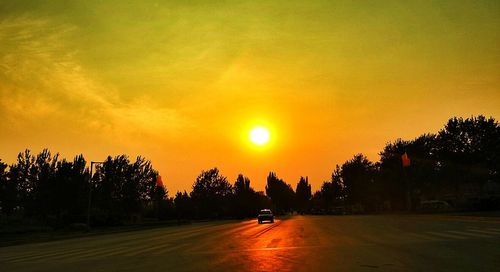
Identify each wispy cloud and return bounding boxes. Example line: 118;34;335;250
0;15;190;146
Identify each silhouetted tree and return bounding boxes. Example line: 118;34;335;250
174;191;193;219
153;176;175;220
377;116;500;211
32;149;59;220
295;176;312;214
314;166;345;212
8;150;38;217
331;166;345;202
1;150;165;225
319;182;334;210
378;139;413;210
0;159;17;215
234;174;252;195
190;168;233;218
93;155;159;225
266;172;295;214
232;174;258;218
51;155;89;225
404;134;439;209
435;116;500;209
254;191;273;212
341;154;377;212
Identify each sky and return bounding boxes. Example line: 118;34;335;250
1;0;499;193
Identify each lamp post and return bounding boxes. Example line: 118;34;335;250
87;161;104;228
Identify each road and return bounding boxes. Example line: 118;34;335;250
1;214;500;271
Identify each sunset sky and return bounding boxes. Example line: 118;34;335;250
1;0;499;193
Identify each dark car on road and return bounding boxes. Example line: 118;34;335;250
257;209;274;224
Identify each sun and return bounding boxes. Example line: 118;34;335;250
249;126;270;146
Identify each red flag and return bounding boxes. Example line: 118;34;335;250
402;152;411;167
156;175;163;187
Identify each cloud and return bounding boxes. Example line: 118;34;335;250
0;15;190;146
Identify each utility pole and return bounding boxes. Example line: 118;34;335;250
87;161;104;228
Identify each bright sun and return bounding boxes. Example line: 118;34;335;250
249;126;270;146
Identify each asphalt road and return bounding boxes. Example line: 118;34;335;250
1;214;499;271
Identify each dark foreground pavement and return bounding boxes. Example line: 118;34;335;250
1;214;499;271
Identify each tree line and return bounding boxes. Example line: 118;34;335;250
0;115;499;228
312;115;500;213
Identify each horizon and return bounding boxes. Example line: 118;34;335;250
1;114;496;194
1;0;499;193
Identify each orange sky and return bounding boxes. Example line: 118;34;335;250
1;1;499;193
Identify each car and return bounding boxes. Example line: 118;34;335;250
257;209;274;224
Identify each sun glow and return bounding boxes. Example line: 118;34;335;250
249;126;270;146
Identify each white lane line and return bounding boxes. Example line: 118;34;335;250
4;231;181;262
251;221;281;238
2;221;255;261
426;231;465;240
147;225;228;241
8;247;97;263
124;243;173;256
406;232;441;242
467;229;500;236
51;246;128;261
151;242;193;255
446;230;491;238
97;241;182;258
27;226;222;261
34;239;165;261
485;228;500;234
145;222;253;246
2;248;84;263
90;246;145;258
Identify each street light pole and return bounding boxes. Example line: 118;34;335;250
87;161;103;228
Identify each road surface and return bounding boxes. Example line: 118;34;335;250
1;215;499;271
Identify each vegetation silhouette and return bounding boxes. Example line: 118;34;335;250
266;172;295;214
0;115;499;230
295;176;312;214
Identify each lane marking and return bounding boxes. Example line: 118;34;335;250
426;231;465;240
466;229;500;236
446;230;491;238
485;228;500;234
94;246;149;258
0;220;271;261
436;216;500;224
152;242;194;255
124;243;174;256
7;246;123;263
2;225;216;261
30;231;198;261
252;221;281;238
406;232;441;241
52;246;128;261
1;220;258;261
99;240;191;258
2;248;84;263
147;220;256;246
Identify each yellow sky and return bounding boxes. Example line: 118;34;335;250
1;1;499;193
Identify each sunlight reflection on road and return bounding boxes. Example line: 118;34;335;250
220;218;309;272
244;248;299;271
